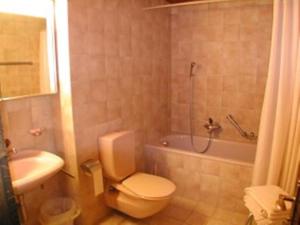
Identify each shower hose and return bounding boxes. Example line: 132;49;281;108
189;62;212;154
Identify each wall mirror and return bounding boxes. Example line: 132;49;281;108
0;0;57;100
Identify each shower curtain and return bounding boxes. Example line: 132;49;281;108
252;0;300;195
0;115;20;224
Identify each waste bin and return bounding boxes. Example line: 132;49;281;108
39;197;80;225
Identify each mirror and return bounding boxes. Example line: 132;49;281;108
0;0;57;100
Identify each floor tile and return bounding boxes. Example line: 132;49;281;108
161;204;194;222
230;212;248;225
98;213;126;225
98;196;249;225
171;196;198;210
194;202;217;217
119;219;148;225
185;211;208;225
213;208;234;222
147;215;183;225
206;219;230;225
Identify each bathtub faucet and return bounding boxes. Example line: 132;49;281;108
204;118;222;134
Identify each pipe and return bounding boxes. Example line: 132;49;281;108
143;0;238;10
17;195;27;223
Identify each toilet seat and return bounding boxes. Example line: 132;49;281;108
119;172;176;200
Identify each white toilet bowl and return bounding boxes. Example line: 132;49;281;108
105;173;176;218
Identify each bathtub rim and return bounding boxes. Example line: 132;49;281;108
161;134;257;148
145;144;254;168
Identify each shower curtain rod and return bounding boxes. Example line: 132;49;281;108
143;0;238;10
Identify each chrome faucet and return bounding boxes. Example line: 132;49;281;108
4;139;17;159
204;118;221;134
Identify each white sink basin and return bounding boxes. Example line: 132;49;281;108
9;150;64;195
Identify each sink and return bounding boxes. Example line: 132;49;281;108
9;150;64;195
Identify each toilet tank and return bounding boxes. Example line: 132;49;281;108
98;131;136;181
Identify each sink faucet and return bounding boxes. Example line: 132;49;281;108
5;139;17;159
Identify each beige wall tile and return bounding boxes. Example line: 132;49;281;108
68;0;171;224
145;147;252;221
171;1;272;142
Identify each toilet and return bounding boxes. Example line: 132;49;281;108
98;130;176;218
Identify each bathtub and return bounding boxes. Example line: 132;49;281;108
144;134;256;212
147;134;256;166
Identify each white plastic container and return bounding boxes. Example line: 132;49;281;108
39;197;80;225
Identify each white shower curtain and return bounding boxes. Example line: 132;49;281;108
252;0;300;195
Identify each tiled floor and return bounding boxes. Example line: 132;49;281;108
98;196;250;225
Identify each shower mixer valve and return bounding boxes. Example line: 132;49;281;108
204;118;222;134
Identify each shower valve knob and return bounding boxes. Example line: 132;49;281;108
204;118;221;134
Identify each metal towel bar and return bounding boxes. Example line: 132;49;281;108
0;62;33;66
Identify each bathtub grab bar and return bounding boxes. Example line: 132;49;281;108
226;114;257;141
226;115;246;136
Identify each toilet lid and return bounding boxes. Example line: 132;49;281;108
122;173;176;199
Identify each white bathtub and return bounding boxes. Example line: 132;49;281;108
146;134;256;166
144;134;256;210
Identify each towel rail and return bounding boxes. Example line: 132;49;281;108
0;62;33;66
143;0;238;10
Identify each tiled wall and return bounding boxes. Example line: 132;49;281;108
0;1;273;225
0;96;65;225
170;1;273;142
0;1;172;224
68;0;171;224
1;96;56;151
0;13;44;97
145;147;253;216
